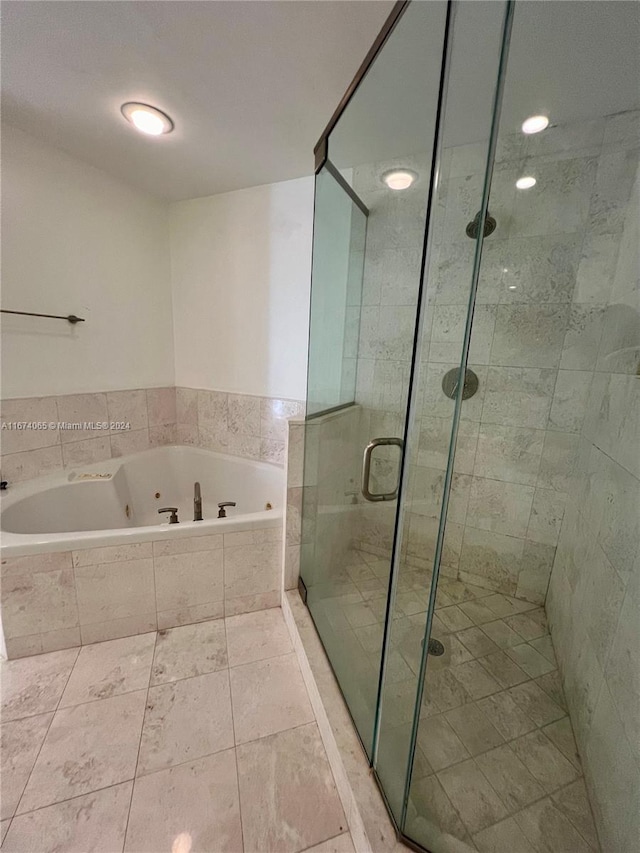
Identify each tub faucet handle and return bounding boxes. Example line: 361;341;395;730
158;507;179;524
217;501;236;518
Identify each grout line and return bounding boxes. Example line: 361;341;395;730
223;615;246;853
121;628;159;851
11;645;81;818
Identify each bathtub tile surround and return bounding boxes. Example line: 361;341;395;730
0;386;304;484
182;387;304;467
0;609;352;852
1;527;282;659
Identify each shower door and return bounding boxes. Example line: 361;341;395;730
299;0;452;763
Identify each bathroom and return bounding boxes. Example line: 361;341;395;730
0;1;638;852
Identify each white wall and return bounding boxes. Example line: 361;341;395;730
169;177;313;400
1;124;175;398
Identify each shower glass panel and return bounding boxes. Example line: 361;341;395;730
402;2;639;851
306;164;367;416
300;0;450;758
373;0;512;832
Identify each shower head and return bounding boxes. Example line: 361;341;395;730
466;210;497;239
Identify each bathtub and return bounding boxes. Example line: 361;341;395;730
0;446;285;658
1;445;283;555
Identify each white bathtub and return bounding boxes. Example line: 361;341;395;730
1;445;284;557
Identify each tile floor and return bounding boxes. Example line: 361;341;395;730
308;550;601;853
0;607;356;853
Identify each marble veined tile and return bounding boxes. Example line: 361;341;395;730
473;817;536;853
304;833;357;853
225;607;292;667
1;648;79;722
150;619;227;685
0;713;53;819
138;670;234;775
60;632;155;707
18;690;146;813
514;797;592;853
510;730;579;793
3;782;132;853
236;722;346;853
475;743;544;812
125;750;242;853
230;653;314;744
437;758;508;834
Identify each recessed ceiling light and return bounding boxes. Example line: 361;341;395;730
521;115;549;135
121;102;174;136
508;284;517;291
516;176;537;190
382;169;417;190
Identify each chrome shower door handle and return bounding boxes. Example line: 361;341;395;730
361;437;404;502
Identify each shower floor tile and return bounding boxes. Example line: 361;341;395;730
0;607;352;853
313;548;601;852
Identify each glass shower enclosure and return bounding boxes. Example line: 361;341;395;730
300;1;639;851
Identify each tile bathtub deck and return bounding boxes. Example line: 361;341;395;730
0;608;355;853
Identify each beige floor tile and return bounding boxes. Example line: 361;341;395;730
510;730;579;793
426;667;471;711
236;722;346;853
507;680;566;727
417;714;470;772
138;670;234;775
437;759;508;834
542;717;581;768
529;634;557;665
506;643;555;678
125;749;242;852
473;816;537;853
476;692;536;741
18;690;146;813
0;713;52;819
1;819;9;845
438;606;475;633
230;653;314;744
3;783;131;853
481;594;535;618
479;651;529;688
451;660;501;700
60;633;155;707
481;619;524;649
0;648;79;722
408;774;468;839
456;627;500;658
551;779;600;850
458;599;497;626
514;798;593;853
150;619;227;685
225;607;292;667
303;833;356;853
475;744;544;812
504;609;548;641
534;670;567;710
444;703;505;757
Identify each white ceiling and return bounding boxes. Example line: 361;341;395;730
1;0;394;200
3;1;639;201
331;0;640;168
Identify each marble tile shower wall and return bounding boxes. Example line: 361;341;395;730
0;387;304;483
545;110;639;853
350;111;639;606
